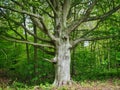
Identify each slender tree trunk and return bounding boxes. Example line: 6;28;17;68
24;26;30;62
33;19;38;75
25;34;30;62
53;38;72;86
32;7;38;76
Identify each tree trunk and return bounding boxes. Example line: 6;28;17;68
53;38;72;86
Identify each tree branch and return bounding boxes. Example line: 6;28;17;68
1;5;55;44
67;0;98;34
84;0;98;16
38;47;55;55
67;2;120;35
1;35;54;48
80;20;102;38
43;58;53;63
72;35;119;48
6;16;52;43
31;17;57;41
30;17;47;33
39;7;54;18
7;20;25;40
0;5;42;20
63;0;70;27
42;57;57;64
46;0;58;16
3;33;24;41
87;4;120;21
21;24;52;43
11;0;24;8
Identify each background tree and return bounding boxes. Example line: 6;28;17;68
0;0;120;86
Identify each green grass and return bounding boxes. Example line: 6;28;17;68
0;78;120;90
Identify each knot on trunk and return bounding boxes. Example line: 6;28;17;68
52;56;57;64
62;34;68;41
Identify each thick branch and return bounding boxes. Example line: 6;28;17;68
31;17;46;33
72;35;119;48
63;0;70;27
21;24;51;43
1;35;54;48
31;17;57;41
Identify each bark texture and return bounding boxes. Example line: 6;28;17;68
53;38;72;86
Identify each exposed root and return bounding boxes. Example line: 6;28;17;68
53;80;72;87
34;86;41;90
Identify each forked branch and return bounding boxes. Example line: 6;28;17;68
67;2;120;35
67;0;98;34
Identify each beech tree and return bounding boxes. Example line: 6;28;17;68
0;0;120;86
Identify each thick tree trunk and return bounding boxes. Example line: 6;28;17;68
53;39;72;86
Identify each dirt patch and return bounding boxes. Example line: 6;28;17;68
55;84;120;90
0;69;11;88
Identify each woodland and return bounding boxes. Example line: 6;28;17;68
0;0;120;90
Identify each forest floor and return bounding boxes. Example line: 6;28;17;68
0;77;120;90
55;79;120;90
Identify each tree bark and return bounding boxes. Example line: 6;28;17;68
53;38;72;86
